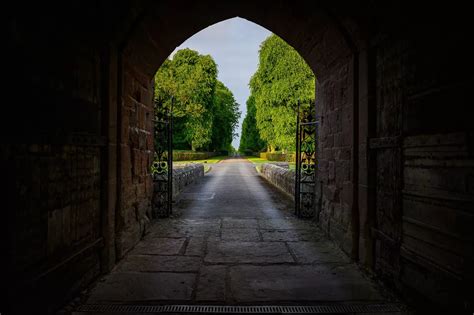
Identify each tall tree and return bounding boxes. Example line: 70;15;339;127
155;49;217;151
239;95;266;153
210;81;240;152
249;34;315;151
155;48;240;152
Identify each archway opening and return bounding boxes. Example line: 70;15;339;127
84;16;383;308
151;17;317;219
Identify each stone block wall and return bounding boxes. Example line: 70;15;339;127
366;25;474;310
151;164;204;215
171;164;205;198
3;29;105;312
259;163;295;199
115;59;155;259
317;55;355;255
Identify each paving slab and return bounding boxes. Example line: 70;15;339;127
129;238;185;255
221;228;261;241
258;218;314;230
205;241;294;263
229;265;383;302
147;225;220;238
287;241;351;264
222;218;258;229
174;218;221;229
196;265;227;301
115;255;201;272
86;272;195;303
261;229;323;242
82;159;392;307
185;237;206;256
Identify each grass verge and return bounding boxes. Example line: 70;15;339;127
243;155;296;171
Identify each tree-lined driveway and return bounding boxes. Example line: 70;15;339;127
84;158;396;309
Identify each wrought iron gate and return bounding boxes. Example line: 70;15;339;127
295;102;318;218
152;98;173;217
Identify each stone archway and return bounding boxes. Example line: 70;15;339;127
5;1;474;313
112;0;360;265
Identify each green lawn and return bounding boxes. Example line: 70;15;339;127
173;155;228;164
173;155;228;173
244;156;270;164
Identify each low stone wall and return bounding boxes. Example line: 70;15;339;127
172;163;204;198
153;163;205;199
259;163;295;199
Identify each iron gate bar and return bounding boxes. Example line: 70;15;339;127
168;98;173;215
295;101;318;218
152;97;173;217
294;101;301;216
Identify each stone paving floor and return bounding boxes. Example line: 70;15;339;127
83;158;397;309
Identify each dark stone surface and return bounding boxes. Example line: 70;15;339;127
205;241;294;264
129;238;185;255
229;265;383;302
86;272;195;302
84;159;392;307
196;265;227;301
114;255;201;272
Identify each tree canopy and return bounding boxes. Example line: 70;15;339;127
239;95;266;153
155;49;240;151
210;81;240;152
245;34;315;152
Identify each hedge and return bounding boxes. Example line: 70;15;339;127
173;151;220;161
260;152;296;162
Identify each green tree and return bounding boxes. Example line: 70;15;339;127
239;95;266;153
155;49;217;151
210;81;240;152
249;34;315;151
155;48;240;152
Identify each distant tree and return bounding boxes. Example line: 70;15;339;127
249;34;315;151
210;81;241;152
239;95;266;153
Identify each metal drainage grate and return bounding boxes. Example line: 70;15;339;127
76;303;403;313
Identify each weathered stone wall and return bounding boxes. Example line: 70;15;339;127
172;164;205;198
401;133;474;308
366;22;474;310
259;163;295;199
373;26;474;308
115;59;155;259
3;21;105;311
317;55;355;255
151;164;204;215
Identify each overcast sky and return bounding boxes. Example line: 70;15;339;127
171;17;271;149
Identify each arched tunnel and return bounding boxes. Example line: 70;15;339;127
3;1;473;314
